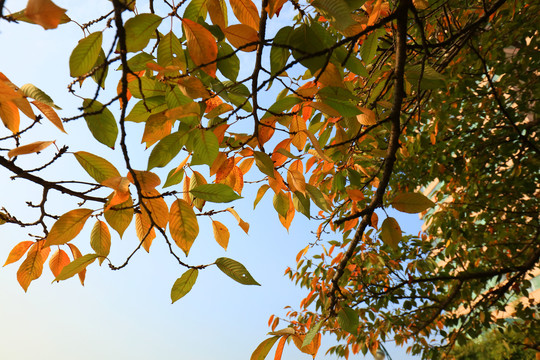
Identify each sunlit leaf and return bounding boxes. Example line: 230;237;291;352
25;0;67;29
391;192;436;214
90;220;111;263
135;212;156;252
44;209;93;247
250;336;279;360
212;221;230;250
190;183;241;203
3;241;34;267
302;320;324;347
82;99;118;148
104;196;134;238
171;268;199;303
8;140;53;159
17;242;49;292
208;0;228;28
31;100;65;132
254;184;270;209
69;32;103;77
49;249;70;279
123;14;162;53
141;189;169;229
215;257;260;285
226;207;249;234
0;101;20;133
54;254;99;282
254;151;275;179
74;151;121;184
127;170;161;191
182;18;218;77
223;24;258;52
337;307;359;335
380;217;402;249
19;84;61;109
230;0;260;31
169;199;199;256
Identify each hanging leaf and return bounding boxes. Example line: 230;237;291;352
208;0;228;28
66;244;87;285
148;131;187;170
391;192;436;214
305;184;331;212
302;320;324;347
135;212;156;252
44;209;93;247
141;189;169;229
226;207;249;234
90;220;111;263
0;100;20;133
157;31;184;68
171;268;199;303
267;0;288;18
337;307;359;335
223;24;258;52
19;84;61;109
250;336;279;360
163;168;185;188
31;100;65;132
182;18;218;77
254;151;275;178
127;170;161;191
190;183;241;203
54;254;99;282
49;249;70;279
69;32;103;77
190;129;219;166
74;151;121;183
380;217;402;250
104;196;134;238
254;184;270;209
229;0;260;31
212;221;230;250
7;140;54;159
215;257;260;285
123;14;163;52
3;241;34;267
169;199;199;256
17;243;49;292
91;48;108;89
82;99;118;148
24;0;67;29
273;191;289;218
189;171;208;211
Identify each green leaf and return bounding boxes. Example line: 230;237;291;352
171;268;198;303
250;336;279;360
190;183;241;203
91;48;108;89
302;320;324;347
125;97;167;123
391;192;436;214
305;184;330;212
337;307;359;335
163;168;185;188
262;95;302;119
406;64;446;89
217;42;240;81
69;32;103;77
82;99;118;148
380;217;402;250
148;131;187;170
360;29;384;65
127;77;167;99
293;191;310;218
123;14;163;52
19;84;61;109
270;26;292;76
215;257;260;286
311;0;354;31
54;254;99;282
273;191;289;217
254;151;275;178
183;0;207;21
157;31;184;68
121;52;156;72
190;129;219;166
74;151;120;184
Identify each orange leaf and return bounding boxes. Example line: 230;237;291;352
357;107;377;125
66;243;86;285
169;199;199;255
141;189;169;229
3;241;34;266
290;116;307;151
31;100;66;132
0;100;20;133
25;0;67;30
274;336;287;360
177;76;212;99
212;220;230;250
182;18;218;77
208;0;227;29
226;207;249;234
346;188;365;202
8;140;54;159
367;0;383;26
49;249;70;278
141;113;173;147
287;169;306;195
215;156;235;182
17;242;49;292
223;24;258;52
44;209;93;247
0;78;22;101
230;0;260;31
135;212;156;253
127;170;161;191
266;0;288;18
278;192;295;231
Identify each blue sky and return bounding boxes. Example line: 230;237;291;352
0;1;422;359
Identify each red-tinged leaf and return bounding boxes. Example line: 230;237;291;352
31;100;66;132
127;170;161;191
8;140;54;159
230;0;260;31
226;207;249;234
274;336;287;360
66;243;86;285
171;268;198;304
17;243;48;292
391;192;436;214
182;18;217;77
54;254;99;282
212;220;230;250
266;0;288;18
74;151;121;184
3;241;34;266
223;24;258;52
371;212;379;229
135;212;156;252
208;0;227;28
90;220;111;263
380;217;402;250
0;100;20;133
25;0;67;29
49;249;70;278
170;199;199;256
44;209;93;247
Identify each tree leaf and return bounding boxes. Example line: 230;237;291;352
17;242;49;292
223;24;258;52
91;48;108;89
190;129;219;166
230;0;260;31
19;84;61;109
254;184;270;209
302;320;324;347
391;192;436;214
0;100;20;133
305;184;331;212
273;191;289;218
31;100;66;132
44;209;93;247
169;199;199;256
123;14;162;53
24;0;67;29
226;207;249;234
182;18;217;77
82;99;118;148
217;42;239;81
208;0;228;28
148;131;187;170
163;168;184;188
104;196;134;238
8;140;54;159
380;217;402;250
135;212;156;252
90;220;111;263
49;249;70;278
215;257;260;285
212;220;230;250
74;151;121;183
54;254;99;282
337;307;359;335
190;183;241;203
171;268;199;303
69;32;103;77
66;244;86;285
127;170;161;191
3;241;34;267
254;151;275;178
141;189;169;229
157;31;184;67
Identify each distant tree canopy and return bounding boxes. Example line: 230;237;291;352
0;0;538;359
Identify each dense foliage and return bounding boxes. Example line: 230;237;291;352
0;0;538;358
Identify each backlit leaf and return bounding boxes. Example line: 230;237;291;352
66;244;86;285
17;242;49;292
380;217;402;249
54;254;99;282
254;151;275;178
127;170;161;191
19;84;60;109
391;192;436;214
230;0;260;31
250;336;279;360
49;249;70;278
157;31;184;68
223;24;258;52
123;14;162;52
337;307;359;335
31;100;65;132
90;220;111;263
3;241;34;267
74;151;121;183
69;32;103;77
190;183;241;203
215;257;260;285
135;212;156;252
171;268;199;303
0;101;20;133
208;0;227;28
254;184;270;209
148;131;187;170
44;209;93;247
190;129;219;166
302;320;324;347
226;207;249;234
212;221;230;250
141;189;169;229
82;99;118;148
104;196;134;238
8;140;53;159
182;18;218;77
305;184;331;212
170;199;199;256
25;0;67;29
163;168;184;188
273;191;289;218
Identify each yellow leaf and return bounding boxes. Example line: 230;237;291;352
141;112;173;147
380;217;402;250
44;209;93;247
287;169;306;195
302;129;333;163
17;242;49;292
135;212;156;253
12;97;35;120
226;207;249;234
170;199;199;256
127;170;161;191
357;107;377;125
391;192;436;214
141;189;169;229
8;140;54;159
66;243;86;285
182;18;218;77
0;100;20;133
212;220;230;250
31;100;66;132
49;249;70;278
25;0;67;30
230;0;260;31
177;76;212;99
223;24;258;52
290;116;307;151
3;241;34;267
90;220;111;263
